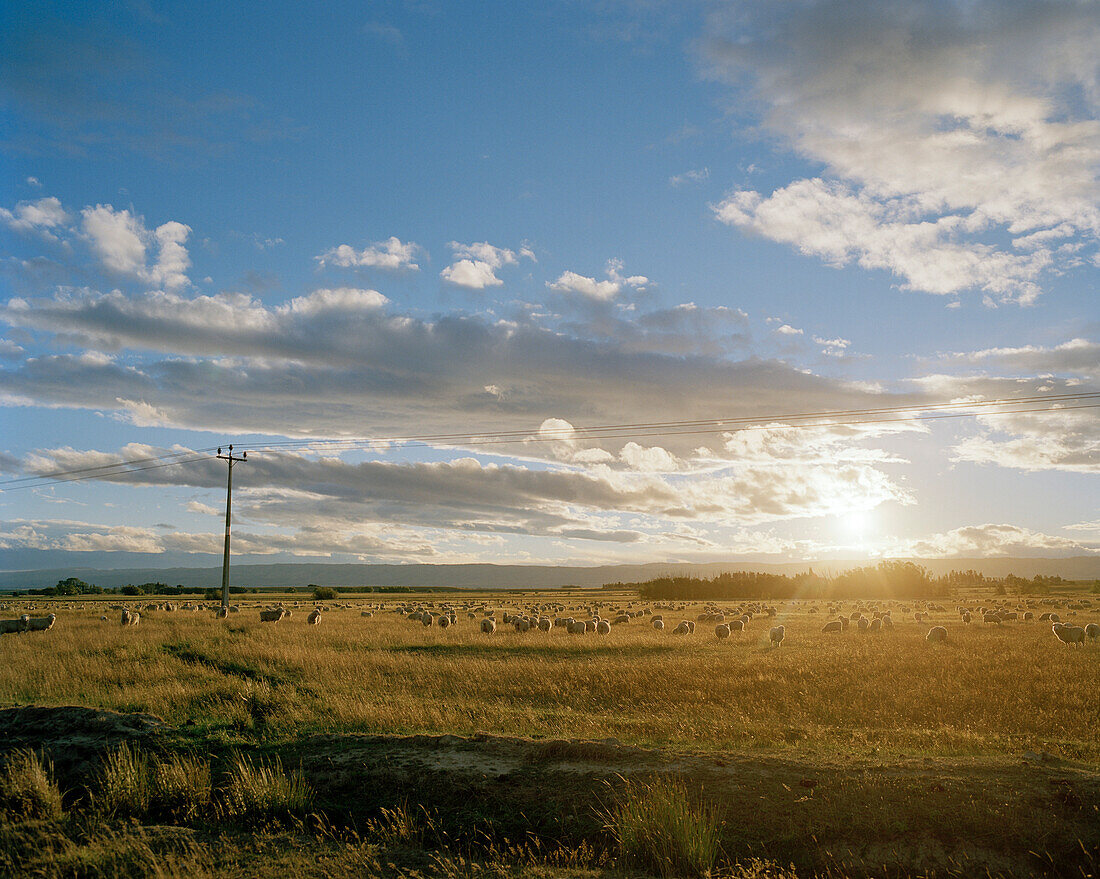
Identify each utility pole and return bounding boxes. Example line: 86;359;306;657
217;445;247;611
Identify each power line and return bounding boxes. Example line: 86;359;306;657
2;392;1097;492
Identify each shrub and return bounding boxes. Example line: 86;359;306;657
152;753;212;821
220;753;313;823
602;775;721;879
95;743;151;817
312;586;338;600
0;749;63;820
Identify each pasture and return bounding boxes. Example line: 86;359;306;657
1;590;1098;878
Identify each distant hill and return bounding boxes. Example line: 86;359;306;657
1;557;1098;591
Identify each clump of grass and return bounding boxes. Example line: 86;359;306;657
152;753;212;822
95;743;151;817
0;749;63;820
219;753;313;823
602;775;721;879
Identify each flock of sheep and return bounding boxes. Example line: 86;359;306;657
1;594;1098;652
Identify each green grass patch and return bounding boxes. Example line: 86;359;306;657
602;775;721;878
0;749;63;820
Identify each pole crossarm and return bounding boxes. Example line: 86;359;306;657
216;444;248;610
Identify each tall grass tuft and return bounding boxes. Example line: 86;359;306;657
95;743;151;817
152;753;212;822
219;752;313;823
602;775;721;879
0;749;63;820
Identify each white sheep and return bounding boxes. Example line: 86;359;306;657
821;620;842;634
1053;623;1085;647
480;618;497;635
728;619;745;636
769;625;785;647
926;626;948;643
596;620;611;635
421;612;434;627
1085;623;1099;641
715;623;730;639
652;619;665;631
120;609;141;626
0;617;26;634
24;613;56;632
307;609;322;625
259;608;286;623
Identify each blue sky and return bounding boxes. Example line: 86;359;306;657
1;0;1098;570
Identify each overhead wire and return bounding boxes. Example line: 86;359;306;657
2;391;1097;492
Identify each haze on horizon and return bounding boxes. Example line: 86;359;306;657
1;0;1098;572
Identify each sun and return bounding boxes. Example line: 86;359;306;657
840;510;874;541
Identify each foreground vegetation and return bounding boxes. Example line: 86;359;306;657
1;588;1097;876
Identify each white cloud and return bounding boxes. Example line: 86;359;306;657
889;523;1096;558
80;204;192;290
705;1;1100;303
814;335;850;357
0;197;70;236
670;167;710;186
714;179;1050;302
440;241;529;289
316;236;420;270
281;287;389;316
548;258;649;301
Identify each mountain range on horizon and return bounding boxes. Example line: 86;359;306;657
3;557;1099;591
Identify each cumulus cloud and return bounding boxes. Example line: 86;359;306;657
80;204;191;290
548;258;649;301
440;241;530;289
0;197;70;237
706;0;1100;303
316;236;420;270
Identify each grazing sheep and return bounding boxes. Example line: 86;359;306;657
538;617;552;632
869;618;883;633
480;618;497;635
962;611;972;624
652;618;665;631
1053;623;1086;647
259;608;286;623
715;623;730;639
421;612;434;627
23;613;56;632
596;620;611;635
857;616;870;633
821;620;842;634
438;615;451;629
1085;623;1099;641
673;621;691;635
361;611;374;618
686;621;696;634
926;626;948;643
120;609;141;626
307;609;322;625
0;617;27;634
728;619;745;636
216;606;229;619
769;625;785;647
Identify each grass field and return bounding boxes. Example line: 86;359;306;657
1;590;1098;877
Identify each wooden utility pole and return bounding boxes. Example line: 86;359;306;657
217;445;247;610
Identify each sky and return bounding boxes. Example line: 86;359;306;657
1;0;1098;571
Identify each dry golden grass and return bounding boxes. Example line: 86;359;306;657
1;593;1098;761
